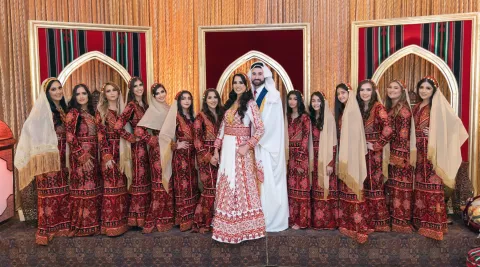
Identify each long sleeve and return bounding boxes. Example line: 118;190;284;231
246;101;265;148
297;114;311;161
194;114;212;163
373;104;393;151
65;110;89;164
115;102;134;131
328;145;337;168
134;126;157;146
96;112;113;163
214;120;225;150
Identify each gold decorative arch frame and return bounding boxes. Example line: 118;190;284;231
215;50;294;97
371;45;459;114
198;23;310;109
57;51;132;87
29;20;153;103
351;13;480;193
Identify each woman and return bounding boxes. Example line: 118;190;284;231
412;76;468;240
356;79;392;232
286;90;311;229
66;83;102;236
336;82;371;243
115;77;150;227
193;88;224;233
136;83;174;233
15;78;71;245
96;82;135;236
212;73;266;244
384;80;415;233
162;90;198;231
310;91;337;230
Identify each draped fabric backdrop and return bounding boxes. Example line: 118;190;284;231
1;0;479;216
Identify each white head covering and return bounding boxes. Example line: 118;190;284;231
15;78;64;189
424;76;468;189
247;61;281;103
314;92;337;198
137;83;170;131
97;81;133;187
338;87;368;200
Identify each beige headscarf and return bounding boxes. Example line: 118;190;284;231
382;80;417;181
424;76;468;189
158;90;188;191
137;83;170;131
97;81;133;188
15;78;64;189
314;92;337;199
338;90;368;200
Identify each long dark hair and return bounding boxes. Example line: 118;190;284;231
415;77;437;108
45;79;68;126
127;77;148;104
202;88;225;127
286;90;306;117
309;91;325;131
356;79;379;119
177;90;195;122
334;83;349;126
224;73;254;122
385;80;408;117
68;83;95;133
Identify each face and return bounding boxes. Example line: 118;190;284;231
48;81;64;102
132;80;144;97
359;83;373;102
180;93;192;110
75;87;89;106
154;86;167;103
288;94;298;109
311;95;322;111
206;91;218;109
336;88;349;104
233;76;247;95
104;84;119;102
251;67;265;87
418;81;434;100
387;81;403;100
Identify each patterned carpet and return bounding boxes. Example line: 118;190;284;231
0;215;478;266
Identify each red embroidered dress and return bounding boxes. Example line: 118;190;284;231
115;100;150;227
362;102;393;232
136;126;174;233
311;122;337;230
35;110;71;245
337;113;371;244
172;114;199;231
386;105;414;233
212;100;266;243
287;114;311;228
412;103;447;240
66;109;102;236
96;109;134;236
193;112;220;233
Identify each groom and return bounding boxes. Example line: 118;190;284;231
248;61;288;232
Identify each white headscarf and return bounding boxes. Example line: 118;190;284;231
425;76;468;189
15;78;63;189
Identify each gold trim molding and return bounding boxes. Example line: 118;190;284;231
351;12;480;194
198;23;310;108
28;20;154;103
215;50;294;97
